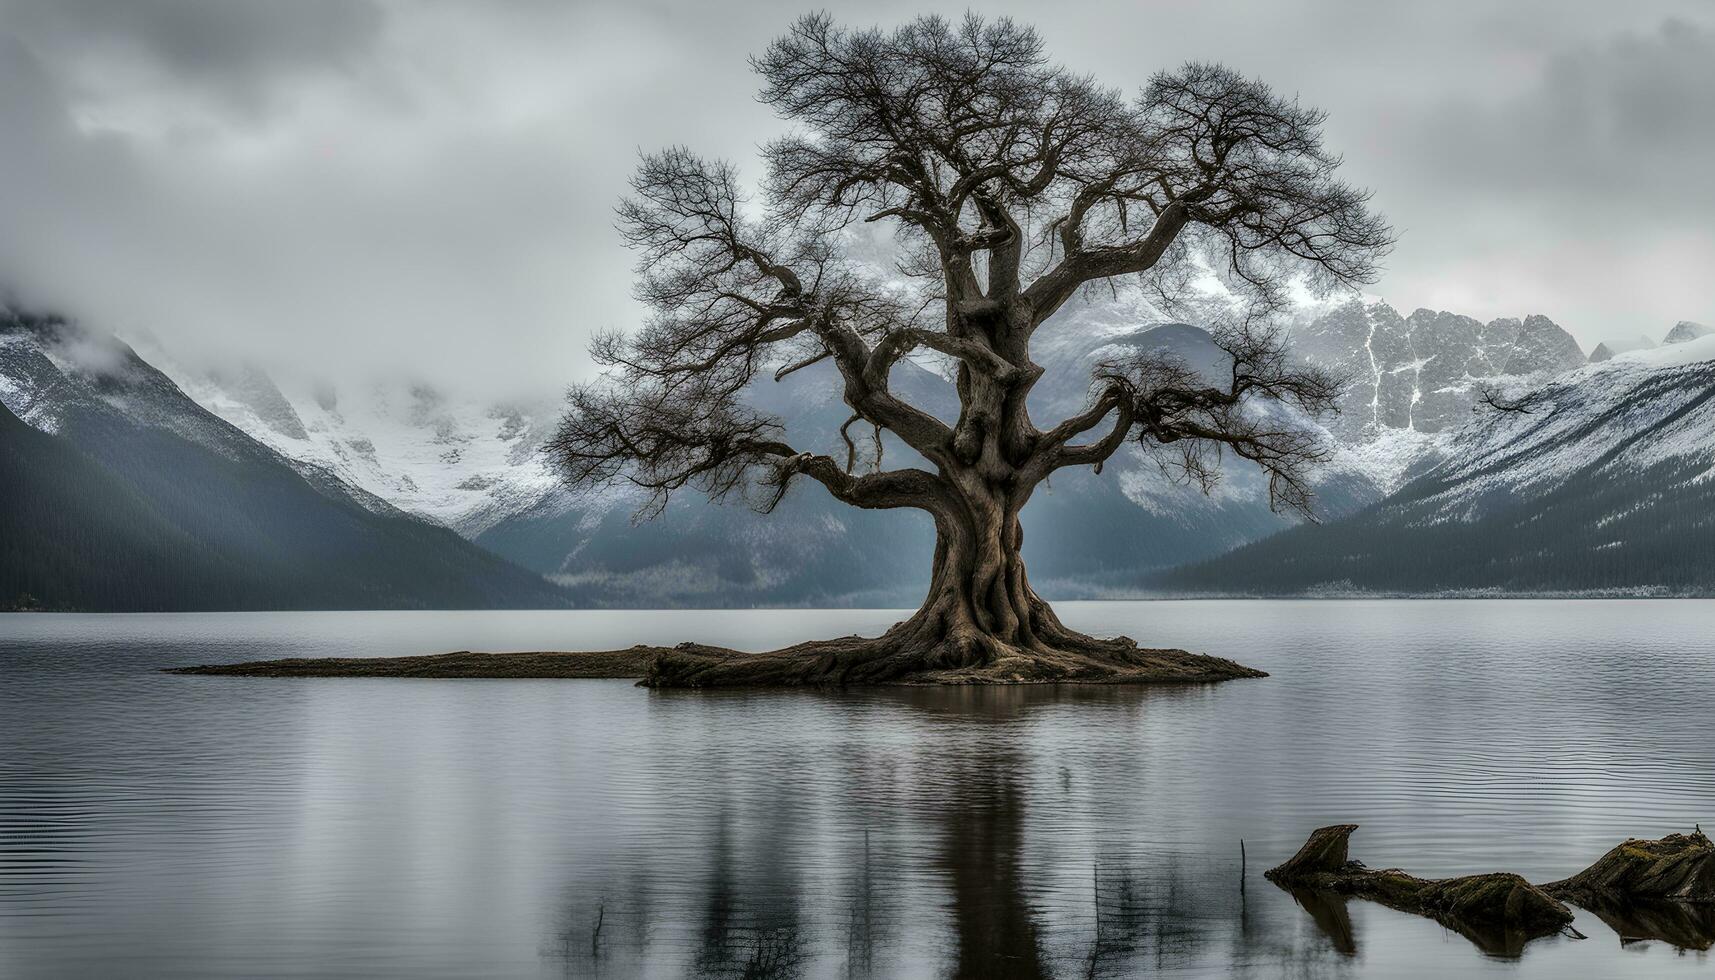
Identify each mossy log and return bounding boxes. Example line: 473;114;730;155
1269;825;1715;956
1540;827;1715;949
1265;824;1576;956
1543;828;1714;906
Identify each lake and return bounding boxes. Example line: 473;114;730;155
2;601;1712;978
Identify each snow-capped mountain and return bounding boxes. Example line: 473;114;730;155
1423;336;1715;516
1664;320;1712;346
112;282;1705;605
1290;299;1587;438
462;305;1388;606
1161;335;1715;595
0;306;568;611
133;341;564;537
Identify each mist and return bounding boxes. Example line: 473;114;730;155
1;0;1711;398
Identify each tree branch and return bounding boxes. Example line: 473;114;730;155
1038;323;1343;516
555;17;1384;528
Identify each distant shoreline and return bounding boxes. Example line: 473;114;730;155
13;591;1714;615
10;590;1715;614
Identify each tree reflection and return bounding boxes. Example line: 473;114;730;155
689;815;808;979
935;751;1048;978
543;685;1358;979
843;830;884;978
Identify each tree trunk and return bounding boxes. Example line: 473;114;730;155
641;485;1267;688
916;488;1047;651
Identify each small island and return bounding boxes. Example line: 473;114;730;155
171;638;1266;686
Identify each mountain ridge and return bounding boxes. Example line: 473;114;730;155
10;288;1698;608
129;289;1610;605
0;307;570;611
1156;335;1715;596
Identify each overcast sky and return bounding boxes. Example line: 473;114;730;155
2;0;1712;394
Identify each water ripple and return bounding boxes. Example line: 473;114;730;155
1;601;1712;977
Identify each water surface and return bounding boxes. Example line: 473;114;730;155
2;601;1713;978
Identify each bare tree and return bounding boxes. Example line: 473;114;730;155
550;14;1391;686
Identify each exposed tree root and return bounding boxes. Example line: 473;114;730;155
639;621;1265;688
168;627;1265;686
1268;825;1715;957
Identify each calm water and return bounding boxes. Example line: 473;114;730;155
1;601;1713;979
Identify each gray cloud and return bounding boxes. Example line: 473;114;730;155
0;0;1710;397
1361;16;1715;334
3;0;384;112
1402;18;1715;197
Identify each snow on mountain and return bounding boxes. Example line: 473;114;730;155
1161;333;1715;595
1281;298;1591;495
138;286;1592;550
1663;320;1712;346
1416;332;1715;521
2;310;373;505
1290;299;1585;438
0;306;570;610
113;281;1671;604
133;339;564;536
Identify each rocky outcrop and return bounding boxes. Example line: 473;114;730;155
1504;313;1588;374
1291;300;1585;437
1588;342;1614;363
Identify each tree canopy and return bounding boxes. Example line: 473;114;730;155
551;14;1390;527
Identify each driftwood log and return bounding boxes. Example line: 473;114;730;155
1267;825;1715;956
1543;828;1715;905
1544;827;1715;951
1264;824;1574;956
